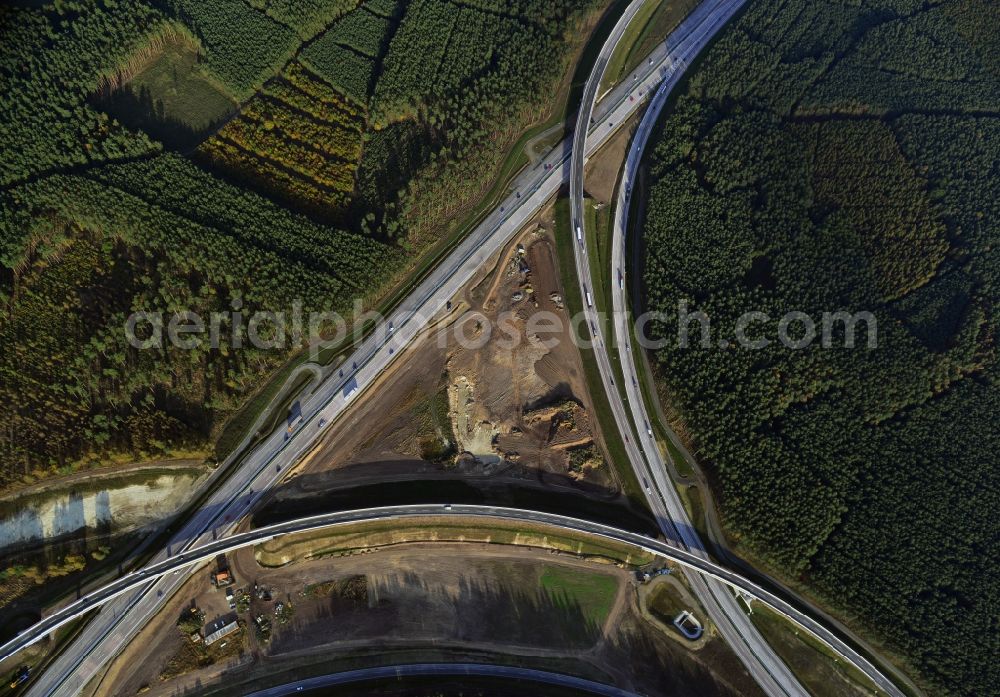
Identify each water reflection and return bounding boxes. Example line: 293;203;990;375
0;472;202;553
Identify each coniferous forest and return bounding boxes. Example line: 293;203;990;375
0;0;604;483
641;1;998;694
3;0;998;692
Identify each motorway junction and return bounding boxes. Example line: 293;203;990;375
2;505;903;697
0;2;915;697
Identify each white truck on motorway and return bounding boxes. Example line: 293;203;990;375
576;224;583;243
342;377;359;400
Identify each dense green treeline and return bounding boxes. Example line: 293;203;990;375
0;159;398;476
298;1;397;102
0;0;383;482
168;0;606;241
323;5;393;58
260;0;359;40
0;1;164;188
166;0;297;97
306;0;606;246
369;0;604;246
85;154;398;289
640;0;998;694
164;0;362;95
302;40;377;105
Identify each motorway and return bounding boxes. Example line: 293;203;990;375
19;5;740;695
245;663;640;697
12;2;908;696
573;2;906;697
602;46;914;697
1;503;912;696
566;1;814;696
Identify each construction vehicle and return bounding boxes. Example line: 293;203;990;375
10;665;30;689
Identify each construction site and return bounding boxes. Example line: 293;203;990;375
259;214;631;521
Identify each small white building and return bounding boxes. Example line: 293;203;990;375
204;619;239;646
673;611;704;640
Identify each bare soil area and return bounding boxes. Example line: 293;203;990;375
260;213;627;517
448;227;612;489
585;110;641;206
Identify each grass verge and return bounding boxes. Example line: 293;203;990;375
584;194;638;435
256;370;316;440
677;485;713;554
749;604;886;697
554;198;646;510
0;614;91;697
540;564;619;626
213;357;314;461
254;517;655;569
584;198;614;330
648;581;686;624
601;0;703;93
600;0;662;93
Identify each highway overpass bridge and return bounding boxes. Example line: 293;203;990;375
2;504;901;697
